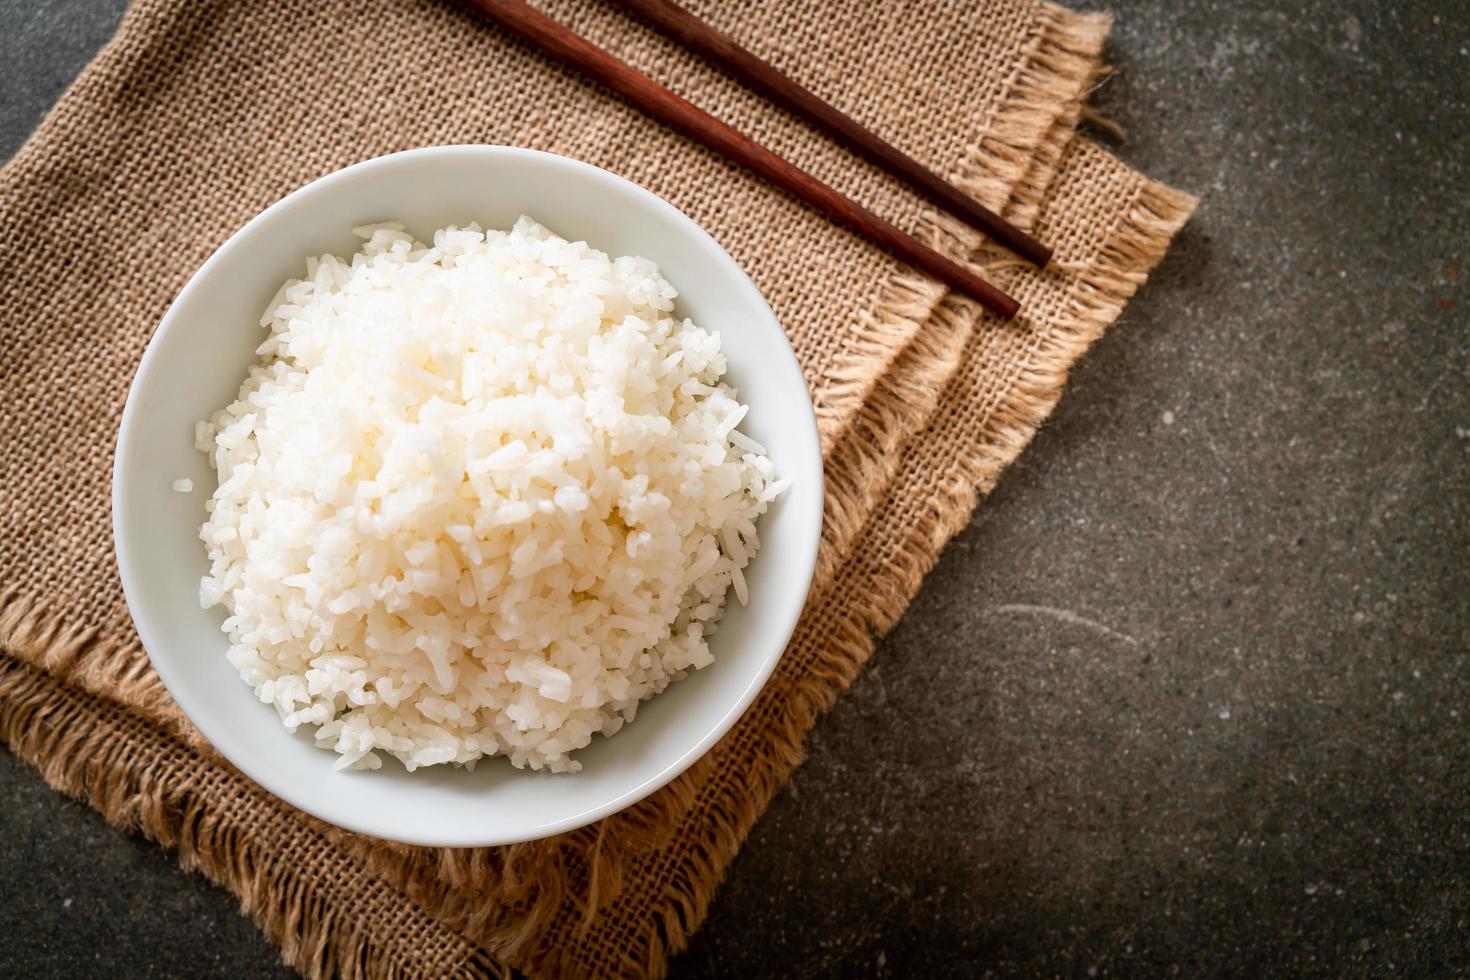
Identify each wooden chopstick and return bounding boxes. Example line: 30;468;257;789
611;0;1053;269
454;0;1020;321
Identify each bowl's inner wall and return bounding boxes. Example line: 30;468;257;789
116;149;821;844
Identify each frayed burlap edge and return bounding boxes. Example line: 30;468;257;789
814;3;1111;443
0;587;180;730
859;177;1201;639
815;2;1111;587
0;651;501;980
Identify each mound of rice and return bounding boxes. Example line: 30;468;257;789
197;217;786;772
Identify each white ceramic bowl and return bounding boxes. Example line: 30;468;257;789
114;146;823;847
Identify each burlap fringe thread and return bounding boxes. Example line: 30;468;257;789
819;4;1112;584
816;4;1111;440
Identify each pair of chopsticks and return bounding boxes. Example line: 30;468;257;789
455;0;1048;321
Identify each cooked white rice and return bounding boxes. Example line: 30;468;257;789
197;216;786;772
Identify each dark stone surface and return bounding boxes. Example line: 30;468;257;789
1;1;1466;977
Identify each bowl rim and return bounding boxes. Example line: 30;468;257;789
112;144;824;846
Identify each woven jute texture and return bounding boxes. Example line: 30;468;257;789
0;0;1195;976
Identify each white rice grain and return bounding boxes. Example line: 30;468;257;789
197;217;784;773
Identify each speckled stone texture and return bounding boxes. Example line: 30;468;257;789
1;1;1465;977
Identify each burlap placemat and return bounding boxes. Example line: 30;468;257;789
0;0;1195;976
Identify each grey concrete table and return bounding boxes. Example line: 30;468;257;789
2;1;1466;976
